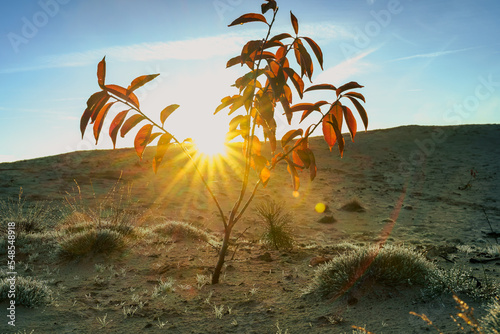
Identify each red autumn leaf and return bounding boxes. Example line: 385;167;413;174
109;109;130;149
298;100;329;123
296;41;313;80
322;102;344;153
229;13;268;27
336;81;364;97
269;33;293;43
120;114;145;138
134;124;153;160
97;56;106;88
160;104;180;126
283;67;304;99
342;105;357;141
105;84;140;109
346;96;368;131
290;103;315;112
152;132;174;173
290;11;299;35
343;91;366;103
302;37;323;70
93;102;115;144
304;84;337;93
127;74;160;93
81;91;109;138
263;40;283;50
281;129;303;147
261;0;277;14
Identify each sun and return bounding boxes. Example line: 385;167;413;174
192;131;228;158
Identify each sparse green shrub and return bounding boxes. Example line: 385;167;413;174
481;298;500;333
305;244;439;298
151;221;211;242
255;200;294;250
0;276;52;307
431;267;499;300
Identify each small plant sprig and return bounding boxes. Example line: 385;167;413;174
459;168;478;190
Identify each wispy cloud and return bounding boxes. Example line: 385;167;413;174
315;48;378;84
0;33;252;74
391;47;477;62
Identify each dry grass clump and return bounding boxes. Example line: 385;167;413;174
255;200;294;250
481;298;500;333
0;188;57;234
150;221;212;242
304;244;438;298
0;276;52;307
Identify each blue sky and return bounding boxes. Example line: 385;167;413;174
1;0;499;163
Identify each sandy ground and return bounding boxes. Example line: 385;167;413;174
0;124;499;333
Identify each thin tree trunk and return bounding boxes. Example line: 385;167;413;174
211;225;232;284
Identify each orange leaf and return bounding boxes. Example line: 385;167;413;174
346;96;368;131
336;81;364;97
286;158;300;191
127;74;160;93
344;91;366;103
307;149;317;181
304;84;337;93
109;109;130;149
226;55;242;68
153;132;173;173
97;56;106;88
322;102;344;153
269;33;293;43
229;13;268;27
81;91;109;138
147;132;162;145
214;95;239;115
105;84;140;109
160;104;180;126
297;41;313;80
302;37;323;70
93;102;115;144
260;167;271;186
134;124;153;160
280;95;293;125
281;129;303;148
342;105;357;141
283;67;304;99
261;0;277;14
251;136;261;156
120;114;145;138
290;11;299;35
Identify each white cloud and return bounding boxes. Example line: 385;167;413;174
392;47;477;62
314;48;377;84
0;33;253;74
